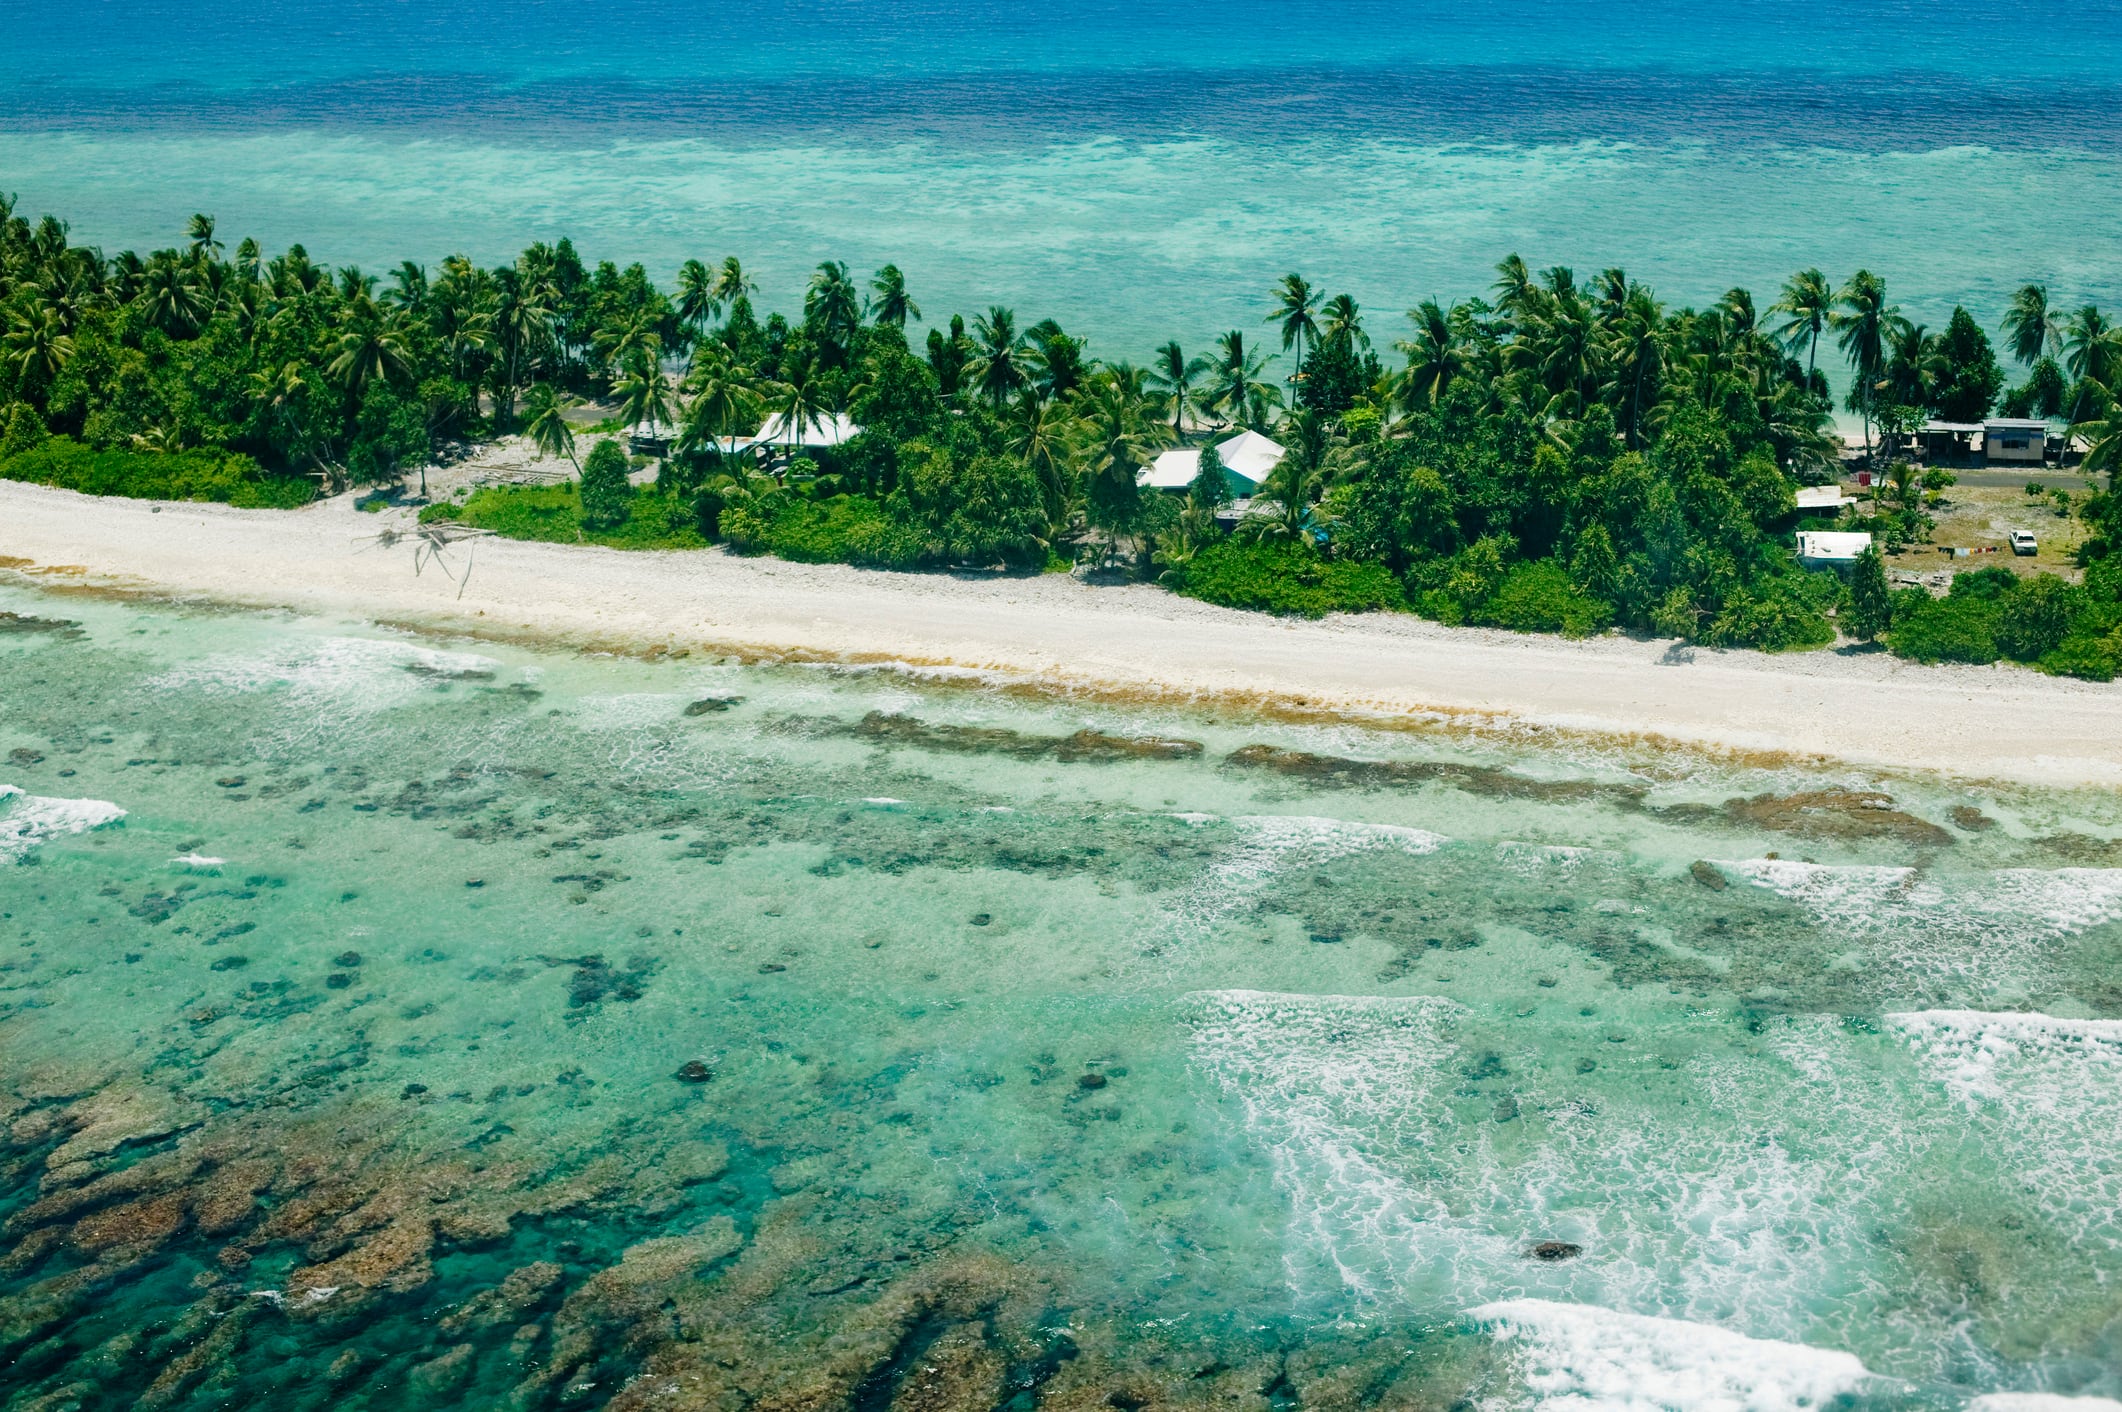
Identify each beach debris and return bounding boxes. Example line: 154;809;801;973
354;522;495;600
1527;1241;1583;1262
673;1060;715;1083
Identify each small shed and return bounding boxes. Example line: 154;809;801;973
1794;485;1847;513
1983;419;2046;464
1139;430;1286;495
1796;530;1873;570
1917;421;1982;462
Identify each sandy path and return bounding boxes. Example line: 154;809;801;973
3;481;2117;786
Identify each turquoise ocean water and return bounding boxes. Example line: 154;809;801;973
4;0;2122;360
4;583;2122;1407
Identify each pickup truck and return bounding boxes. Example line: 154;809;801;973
2009;530;2038;556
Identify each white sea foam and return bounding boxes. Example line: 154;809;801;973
150;636;501;719
1889;1009;2122;1258
171;853;226;871
1727;860;2122;983
0;785;126;863
1469;1298;1875;1412
1970;1397;2122;1411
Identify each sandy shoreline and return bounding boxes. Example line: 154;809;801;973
3;480;2118;787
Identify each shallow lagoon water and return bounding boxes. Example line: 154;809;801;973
3;582;2122;1410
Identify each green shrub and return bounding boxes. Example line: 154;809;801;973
1996;575;2082;661
1475;561;1610;637
577;439;633;530
427;484;705;550
0;435;313;507
2041;631;2121;682
722;492;926;569
1702;581;1835;651
1889;592;2002;664
1173;540;1405;618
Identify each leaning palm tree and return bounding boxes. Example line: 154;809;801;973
2079;399;2122;478
522;383;580;474
2062;306;2110;425
867;264;919;329
1268;273;1320;382
1145;341;1209;441
765;353;833;455
326;315;412;403
2002;284;2061;368
1770;268;1833;378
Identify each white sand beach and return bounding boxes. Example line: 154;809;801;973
3;479;2117;786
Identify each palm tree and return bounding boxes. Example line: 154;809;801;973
385;261;428;315
1208;330;1281;430
1320;293;1367;351
711;257;757;316
2063;305;2110;425
804;260;863;357
1831;269;1899;456
136;254;208;337
1268;273;1320;385
1605;286;1667;449
1146;341;1209;440
614;351;675;436
5;301;75;388
522;383;580;474
2079;400;2122;478
1007;393;1078;531
336;266;378;302
185;213;222;263
766;353;832;454
1770;269;1833;377
678;346;762;457
1492;255;1536;323
676;259;718;335
963;306;1029;407
326;313;412;403
248;360;311;455
1396;300;1461;410
1076;374;1169;554
1243;409;1332;544
2002;284;2061;368
867;264;919;329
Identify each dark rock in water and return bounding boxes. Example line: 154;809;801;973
1719;790;1952;847
684;696;745;716
325;972;354;990
1688;860;1727;891
1309;931;1342;944
536;952;658;1012
7;747;43;766
1463;1052;1509;1082
1528;1241;1582;1261
674;1060;715;1083
1950;805;1997;832
1077;1072;1108;1090
210;956;250;972
849;711;1201;764
969;913;992;927
465;878;485;888
1576;1057;1597;1073
334;950;363;967
0;611;84;638
759;962;787;973
1493;1096;1520;1123
402;1083;429;1098
215;776;247;789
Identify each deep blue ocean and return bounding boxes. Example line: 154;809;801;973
6;0;2122;369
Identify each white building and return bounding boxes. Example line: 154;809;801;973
1983;418;2047;464
1794;485;1847;513
1139;429;1287;495
1796;530;1872;570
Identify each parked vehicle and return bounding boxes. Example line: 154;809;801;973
2009;530;2038;556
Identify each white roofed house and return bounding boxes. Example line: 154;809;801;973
1139;430;1287;510
1795;530;1872;570
753;410;861;452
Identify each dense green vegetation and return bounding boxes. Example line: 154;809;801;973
1886;561;2122;679
6;197;2121;672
